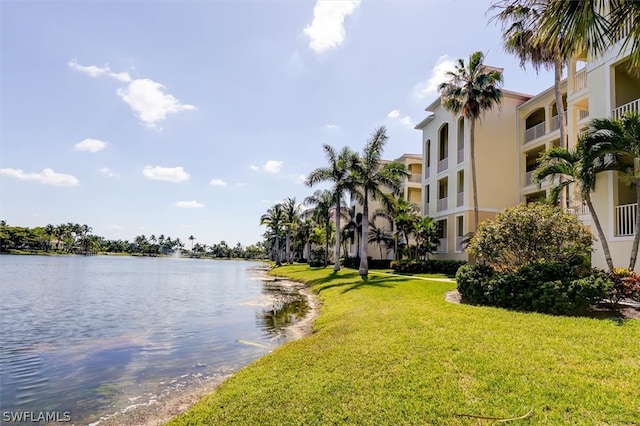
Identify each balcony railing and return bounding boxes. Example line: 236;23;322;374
566;203;590;216
436;238;448;253
456;236;464;252
613;17;632;43
424;203;430;213
437;197;448;212
550;114;566;131
574;67;587;92
578;108;589;121
457;148;464;164
424;166;430;179
612;98;640;120
525;122;545;143
438;157;449;173
457;192;464;207
408;174;421;183
615;203;637;237
525;170;534;186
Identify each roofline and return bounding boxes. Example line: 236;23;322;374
414;115;434;130
517;78;567;110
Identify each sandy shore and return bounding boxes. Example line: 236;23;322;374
93;266;319;426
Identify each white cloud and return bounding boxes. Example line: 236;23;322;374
108;224;122;230
387;109;415;130
175;200;204;208
324;124;338;130
387;110;400;119
399;115;415;129
412;54;456;101
236;182;247;187
295;174;307;184
303;0;361;53
117;79;196;128
74;138;107;152
209;178;228;187
142;166;190;182
98;166;120;178
250;160;283;174
0;168;79;187
68;58;131;82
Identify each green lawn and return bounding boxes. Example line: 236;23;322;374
168;265;640;425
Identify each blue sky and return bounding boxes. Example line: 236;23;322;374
1;0;556;246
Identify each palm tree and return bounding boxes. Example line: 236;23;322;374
260;204;285;266
438;51;503;231
414;216;440;260
374;197;420;260
188;235;196;251
44;224;55;251
367;223;392;260
579;112;640;269
307;145;358;271
304;189;334;267
351;126;409;277
342;206;362;259
281;197;302;265
533;146;615;271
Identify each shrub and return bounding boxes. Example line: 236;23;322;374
392;259;467;276
467;203;593;271
456;262;612;315
608;268;640;304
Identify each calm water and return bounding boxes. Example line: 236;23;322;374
0;255;307;425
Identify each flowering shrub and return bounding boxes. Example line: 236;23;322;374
608;268;640;304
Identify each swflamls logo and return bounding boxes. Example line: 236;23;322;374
2;411;71;423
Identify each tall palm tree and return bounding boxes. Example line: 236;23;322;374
307;145;358;271
44;224;55;251
439;51;503;231
533;146;615;271
491;0;572;157
281;197;302;264
260;204;285;266
304;189;334;267
342;206;362;259
373;197;420;260
579;112;640;269
188;235;196;251
351;126;409;277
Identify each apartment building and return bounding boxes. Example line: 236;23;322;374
417;29;639;270
416;86;530;260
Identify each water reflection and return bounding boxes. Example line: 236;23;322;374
256;282;309;336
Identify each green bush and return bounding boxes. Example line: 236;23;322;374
391;259;467;276
456;262;612;315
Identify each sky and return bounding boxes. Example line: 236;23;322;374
1;0;557;247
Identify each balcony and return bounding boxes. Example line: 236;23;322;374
424;166;430;179
437;197;448;212
612;98;640;120
457;192;464;207
424;203;430;213
438;157;449;173
408;174;421;183
456;236;464;252
574;68;587;92
525;170;534;186
550;114;566;131
578;108;589;121
436;238;448;253
525;122;545;143
615;203;637;237
566;203;590;216
457;148;464;164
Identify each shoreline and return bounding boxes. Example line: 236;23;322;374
92;265;319;426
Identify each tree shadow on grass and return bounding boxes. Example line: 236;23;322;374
313;272;404;294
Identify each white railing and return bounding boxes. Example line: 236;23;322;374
408;174;421;183
613;17;632;43
525;121;545;143
457;148;464;164
424;166;430;179
525;170;534;186
578;108;589;121
437;197;448;212
436;238;448;253
456;236;464;252
457;192;464;207
574;68;587;92
438;157;448;173
615;203;637;237
612;98;640;120
567;204;590;216
550;114;566;131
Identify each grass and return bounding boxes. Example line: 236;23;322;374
167;265;640;425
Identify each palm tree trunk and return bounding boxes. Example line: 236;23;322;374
628;175;640;270
470;119;479;231
359;192;369;276
554;58;568;209
586;198;614;271
286;229;291;264
334;201;341;271
275;236;281;266
325;221;330;267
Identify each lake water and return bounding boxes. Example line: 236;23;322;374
0;255;307;425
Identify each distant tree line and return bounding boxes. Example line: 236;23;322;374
0;220;266;259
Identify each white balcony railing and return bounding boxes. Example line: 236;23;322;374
613;17;632;43
574;68;587;92
457;192;464;207
578;108;589;121
550;114;566;131
525;121;545;143
457;148;464;164
436;238;448;253
525;170;534;186
612;98;640;120
424;166;430;179
437;197;448;212
408;174;421;183
566;203;590;216
438;157;449;173
615;203;637;237
456;236;464;252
